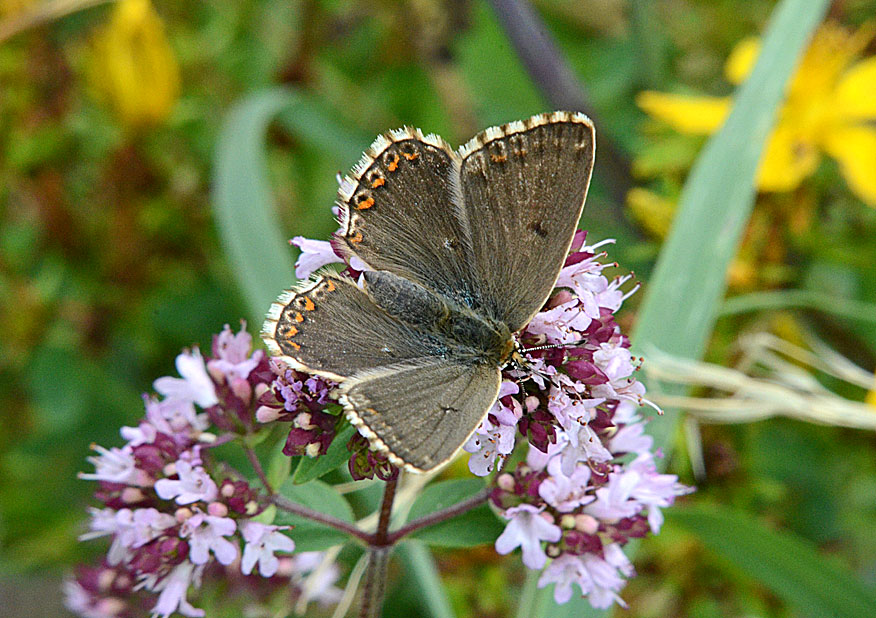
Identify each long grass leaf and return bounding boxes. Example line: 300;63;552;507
668;505;876;618
212;88;367;324
630;0;830;449
397;542;455;618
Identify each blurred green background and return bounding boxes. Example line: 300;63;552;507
2;0;876;616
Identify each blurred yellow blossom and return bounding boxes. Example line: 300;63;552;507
868;373;876;409
0;0;35;18
637;22;876;206
89;0;179;130
625;187;676;239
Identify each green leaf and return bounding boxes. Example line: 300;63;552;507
273;479;355;552
630;0;831;450
411;504;503;548
406;478;486;521
212;88;366;325
397;541;455;618
292;425;357;484
405;479;500;548
212;90;299;326
277;478;354;521
668;505;876;618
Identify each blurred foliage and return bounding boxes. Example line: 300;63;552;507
1;0;876;616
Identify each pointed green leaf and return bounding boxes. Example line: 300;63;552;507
669;505;876;618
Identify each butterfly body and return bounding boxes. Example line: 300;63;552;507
263;112;595;472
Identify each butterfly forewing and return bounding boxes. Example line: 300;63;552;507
458;112;595;331
340;360;501;472
337;129;479;309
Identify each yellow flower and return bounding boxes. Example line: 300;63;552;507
868;372;876;409
637;23;876;206
89;0;180;130
626;187;676;239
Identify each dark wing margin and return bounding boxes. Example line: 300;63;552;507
261;273;449;382
339;360;501;473
457;111;595;331
335;128;481;309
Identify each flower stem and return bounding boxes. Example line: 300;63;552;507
243;444;273;493
385;487;491;545
358;546;391;618
373;477;398;546
358;478;398;618
270;494;372;544
485;0;633;206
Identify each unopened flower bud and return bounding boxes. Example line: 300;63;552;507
120;487;145;504
497;473;515;491
256;405;281;423
575;514;599;535
97;569;116;591
539;511;556;525
231;377;252;403
207;502;228;517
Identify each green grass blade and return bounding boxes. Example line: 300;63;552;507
213;89;300;325
630;0;830;449
720;289;876;324
212;88;367;325
668;505;876;618
397;541;455;618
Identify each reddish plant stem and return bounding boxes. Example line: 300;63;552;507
385;487;491;545
269;475;489;548
358;478;398;618
269;494;372;544
243;444;273;494
373;477;398;546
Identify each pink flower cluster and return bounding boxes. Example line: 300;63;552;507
472;233;691;607
68;324;342;618
292;228;692;608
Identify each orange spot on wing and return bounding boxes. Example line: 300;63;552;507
491;154;507;163
326;280;336;292
350;231;363;244
387;154;399;172
287;325;299;336
294;312;304;323
303;297;315;311
371;177;385;188
355;196;375;210
288;341;301;350
402;151;419;161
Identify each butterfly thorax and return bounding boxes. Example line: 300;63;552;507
363;270;513;366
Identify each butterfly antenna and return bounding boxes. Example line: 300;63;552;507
519;339;587;354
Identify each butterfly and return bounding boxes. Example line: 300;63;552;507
262;111;595;473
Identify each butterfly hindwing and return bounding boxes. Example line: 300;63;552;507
262;273;451;381
458;112;595;331
339;360;501;472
